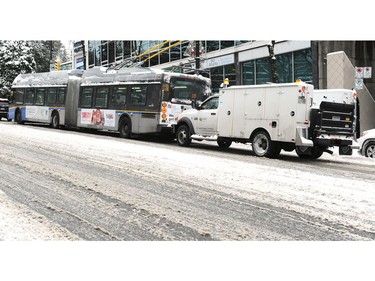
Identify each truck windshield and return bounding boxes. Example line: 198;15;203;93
170;79;210;104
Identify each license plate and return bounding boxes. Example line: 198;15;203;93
0;108;5;111
332;116;340;121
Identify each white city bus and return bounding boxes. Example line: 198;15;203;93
9;67;211;139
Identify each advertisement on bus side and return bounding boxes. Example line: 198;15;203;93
80;109;116;127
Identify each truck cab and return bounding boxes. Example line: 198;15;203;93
176;95;225;147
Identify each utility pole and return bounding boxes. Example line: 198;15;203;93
50;41;53;63
195;41;200;74
267;40;278;83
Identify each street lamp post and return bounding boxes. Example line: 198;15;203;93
267;40;278;83
195;41;201;74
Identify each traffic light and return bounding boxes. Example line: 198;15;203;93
55;59;61;71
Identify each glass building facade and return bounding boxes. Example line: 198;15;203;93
86;40;313;93
87;40;250;68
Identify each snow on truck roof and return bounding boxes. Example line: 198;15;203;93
222;82;313;91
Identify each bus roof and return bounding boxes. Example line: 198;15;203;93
81;66;211;86
12;71;71;88
11;67;211;88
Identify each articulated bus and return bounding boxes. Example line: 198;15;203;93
9;67;211;138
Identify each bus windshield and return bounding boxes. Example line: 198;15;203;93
170;79;210;104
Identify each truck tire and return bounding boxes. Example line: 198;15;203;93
295;146;310;159
296;146;323;159
364;141;375;158
310;146;323;159
251;130;281;158
119;118;132;139
217;138;232;148
176;125;192;147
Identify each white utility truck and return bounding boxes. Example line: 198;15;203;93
310;89;358;155
176;81;316;158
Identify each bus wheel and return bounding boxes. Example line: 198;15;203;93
176;125;192;147
51;113;60;129
251;130;280;158
119;118;132;139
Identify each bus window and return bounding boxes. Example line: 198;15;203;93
25;88;35;105
147;84;161;109
130;85;147;106
170;79;209;104
14;89;25;104
58;88;66;104
47;88;57;104
111;86;127;107
35;88;46;105
94;87;109;108
80;87;93;108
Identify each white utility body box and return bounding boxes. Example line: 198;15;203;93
217;82;314;146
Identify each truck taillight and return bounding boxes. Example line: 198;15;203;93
299;85;306;92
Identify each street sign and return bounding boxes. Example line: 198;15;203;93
364;67;372;78
355;78;364;90
355;67;364;78
76;56;84;70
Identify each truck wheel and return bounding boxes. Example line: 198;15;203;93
296;146;311;159
176;125;192;147
311;146;323;159
251;130;280;158
51;113;60;129
364;141;375;158
296;146;323;159
217;139;232;148
119;118;132;139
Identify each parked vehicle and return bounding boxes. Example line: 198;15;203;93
176;82;315;158
0;98;11;121
357;129;375;158
8;67;211;139
176;82;360;160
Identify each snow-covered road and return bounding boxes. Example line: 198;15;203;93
0;121;375;241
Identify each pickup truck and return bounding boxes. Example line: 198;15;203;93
176;82;315;158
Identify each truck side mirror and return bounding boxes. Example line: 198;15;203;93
195;101;202;109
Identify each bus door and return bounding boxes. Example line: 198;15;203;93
128;84;159;133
